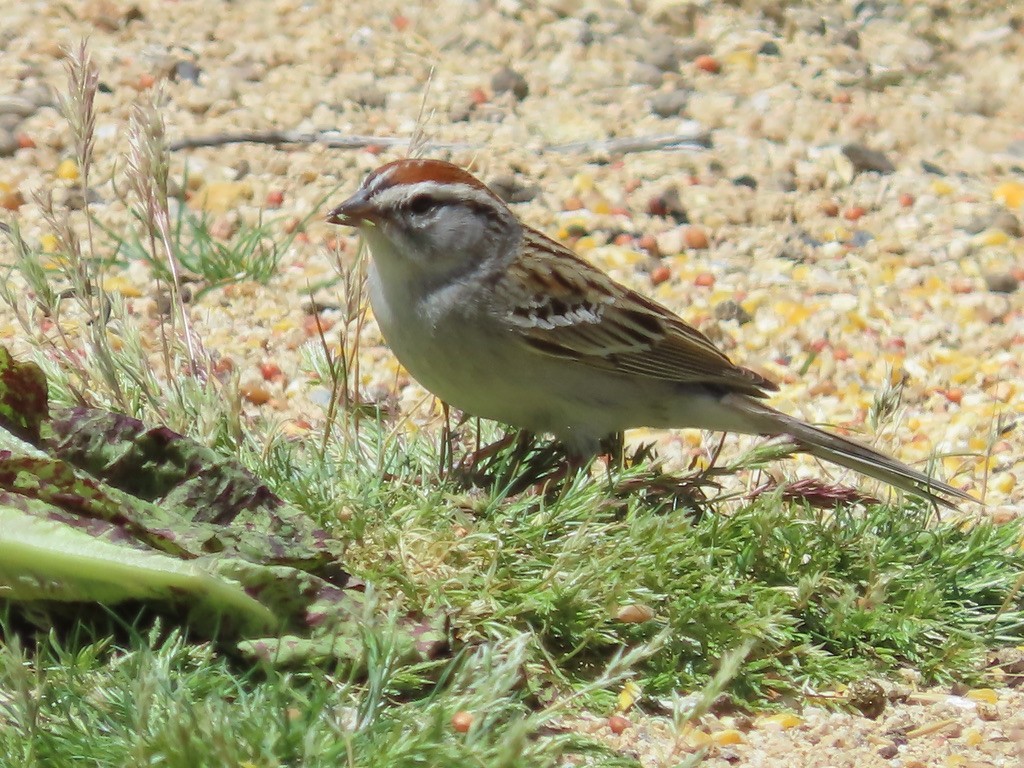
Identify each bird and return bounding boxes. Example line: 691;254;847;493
326;158;974;508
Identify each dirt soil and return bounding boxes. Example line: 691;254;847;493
1;1;1023;765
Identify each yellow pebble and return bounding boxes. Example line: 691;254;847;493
992;473;1015;495
101;276;142;298
617;681;642;713
56;158;80;181
821;225;851;242
572;173;595;194
724;50;757;73
684;728;713;748
977;229;1010;247
791;264;811;282
966;688;998;705
758;712;803;730
592;199;612;216
993;181;1024;209
712;729;744;745
930;179;954;196
40;233;59;253
962;728;983;747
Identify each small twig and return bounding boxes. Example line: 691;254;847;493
546;128;711;154
167;128;711;156
168;131;473;152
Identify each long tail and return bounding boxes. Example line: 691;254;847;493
723;394;977;509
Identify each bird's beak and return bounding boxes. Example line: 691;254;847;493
326;190;376;227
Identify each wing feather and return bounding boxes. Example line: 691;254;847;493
496;229;777;398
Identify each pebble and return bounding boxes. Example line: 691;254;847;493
491;66;529;100
0;129;17;157
983;272;1019;294
172;60;202;84
647;187;687;223
349;84;387;109
451;710;473;733
608;715;630;735
487;174;539;204
191;181;254;213
990;209;1021;236
841;143;896;175
642;37;681;72
449;100;475;122
649;89;690;118
693;54;720;74
630;63;664;87
715;300;752;325
684;226;709;249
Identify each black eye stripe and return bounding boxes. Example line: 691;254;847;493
406;195;435;214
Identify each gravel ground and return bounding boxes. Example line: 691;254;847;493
1;1;1023;764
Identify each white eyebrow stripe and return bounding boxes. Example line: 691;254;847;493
370;180;502;210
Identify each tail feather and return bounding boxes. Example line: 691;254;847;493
723;395;976;509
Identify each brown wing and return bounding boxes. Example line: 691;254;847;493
495;229;777;398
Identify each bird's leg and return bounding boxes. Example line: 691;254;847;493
454;428;535;490
439;402;454;477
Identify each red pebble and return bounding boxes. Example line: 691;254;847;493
15;133;35;149
684;226;709;249
637;233;659;255
265;189;284;208
898;193;915;208
833;347;851;362
694;272;715;287
833;91;852;104
647;196;667;217
240;383;271;405
260;361;283;381
391;14;410;31
469;87;489;105
695;55;720;73
212;357;235;377
451;711;473;733
608;715;630;734
809;338;828;354
303;314;336;336
651;265;671;285
843;205;866;221
942;388;963;405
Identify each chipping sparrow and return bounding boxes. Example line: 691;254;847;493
327;158;973;507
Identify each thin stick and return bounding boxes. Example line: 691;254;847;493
167;128;711;156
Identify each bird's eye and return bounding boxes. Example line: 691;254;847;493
406;195;434;215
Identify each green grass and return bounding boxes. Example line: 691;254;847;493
0;621;611;767
2;414;1023;765
1;40;1023;767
